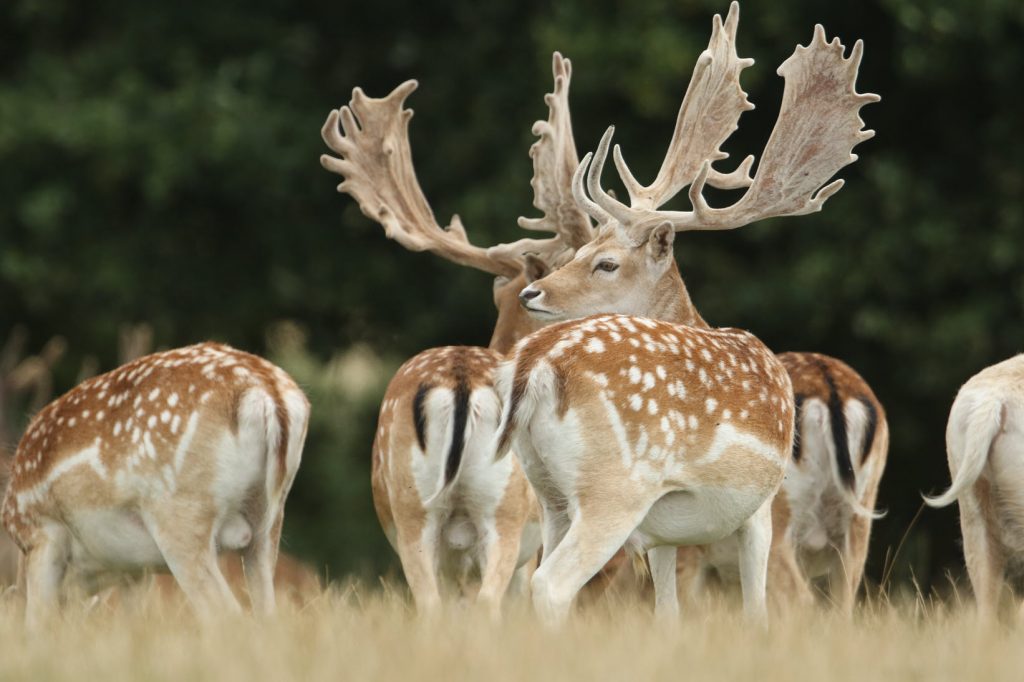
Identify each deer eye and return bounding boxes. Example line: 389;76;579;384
594;261;619;273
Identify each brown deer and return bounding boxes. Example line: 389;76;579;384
0;328;69;587
320;54;593;613
1;343;310;627
110;323;322;606
496;4;878;623
924;355;1024;620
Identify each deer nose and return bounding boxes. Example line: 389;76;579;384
519;287;542;305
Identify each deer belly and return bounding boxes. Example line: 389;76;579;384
67;509;165;569
634;487;767;547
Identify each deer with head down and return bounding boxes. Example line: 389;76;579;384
320;54;593;614
1;343;310;628
495;3;879;623
0;329;68;587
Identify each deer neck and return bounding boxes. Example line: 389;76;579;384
650;263;708;330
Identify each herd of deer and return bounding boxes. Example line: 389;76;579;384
0;2;1021;629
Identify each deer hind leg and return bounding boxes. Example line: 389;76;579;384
531;499;653;626
736;496;774;624
830;514;872;617
474;517;522;619
394;511;443;615
244;387;308;615
676;546;708;612
242;509;281;616
143;502;241;617
766;537;814;614
23;522;71;630
648;545;679;620
961;481;1004;621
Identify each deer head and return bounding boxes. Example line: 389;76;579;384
519;3;879;327
321;53;593;353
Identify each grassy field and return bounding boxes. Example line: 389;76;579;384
0;583;1019;682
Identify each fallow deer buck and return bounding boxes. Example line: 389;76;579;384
496;4;879;623
320;54;594;612
1;343;309;627
924;355;1024;620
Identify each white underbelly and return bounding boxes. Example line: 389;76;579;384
633;487;766;549
66;508;253;573
68;509;165;571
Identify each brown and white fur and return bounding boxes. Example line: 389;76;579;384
1;343;309;627
925;354;1024;620
320;56;592;614
506;6;877;621
495;309;794;624
372;346;539;616
677;353;887;614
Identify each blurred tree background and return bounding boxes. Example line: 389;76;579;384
1;0;1022;592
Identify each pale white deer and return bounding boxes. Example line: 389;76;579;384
925;355;1024;620
496;4;878;623
320;54;594;613
1;343;309;627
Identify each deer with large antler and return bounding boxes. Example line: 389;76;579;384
495;3;880;623
1;343;310;627
320;55;594;613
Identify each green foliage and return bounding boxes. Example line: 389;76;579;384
1;0;1022;587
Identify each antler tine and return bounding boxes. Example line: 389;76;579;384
623;22;878;235
571;152;610;226
320;81;522;278
616;0;756;211
586;127;640;225
516;52;595;251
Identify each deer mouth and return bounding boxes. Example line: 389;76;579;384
523;304;562;320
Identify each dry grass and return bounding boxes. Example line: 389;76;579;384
0;583;1019;682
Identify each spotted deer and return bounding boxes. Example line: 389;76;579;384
924;355;1024;620
320;54;594;612
0;329;69;587
95;325;323;609
497;4;879;623
1;343;309;627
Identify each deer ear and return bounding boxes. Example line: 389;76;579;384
647;222;675;262
524;254;551;283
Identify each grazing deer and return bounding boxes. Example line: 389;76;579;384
924;355;1024;620
0;328;69;587
320;55;594;612
498;3;878;623
1;343;309;627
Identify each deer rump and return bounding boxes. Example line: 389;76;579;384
14;384;297;576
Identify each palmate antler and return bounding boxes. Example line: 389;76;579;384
488;53;594;267
320;82;521;277
575;1;879;237
321;54;592;277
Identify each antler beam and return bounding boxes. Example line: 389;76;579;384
577;4;879;237
321;82;523;277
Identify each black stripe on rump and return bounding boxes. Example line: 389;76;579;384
412;383;432;451
444;356;471;487
858;395;878;464
816;359;855;490
496;366;526;456
792;393;806;463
